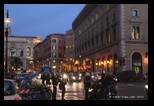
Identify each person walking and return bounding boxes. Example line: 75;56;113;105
51;73;58;100
41;72;46;85
59;78;67;100
46;73;51;87
84;72;91;100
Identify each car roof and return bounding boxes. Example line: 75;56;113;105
4;79;16;82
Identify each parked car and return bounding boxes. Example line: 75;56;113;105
116;70;138;82
68;72;82;82
4;79;21;100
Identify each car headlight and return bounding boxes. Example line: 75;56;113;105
88;88;93;92
73;76;75;79
63;74;67;79
114;78;118;81
79;74;82;77
145;84;148;89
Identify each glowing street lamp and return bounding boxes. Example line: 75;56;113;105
4;10;11;76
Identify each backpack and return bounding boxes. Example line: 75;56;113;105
59;83;62;90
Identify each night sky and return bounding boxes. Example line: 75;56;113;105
4;4;85;40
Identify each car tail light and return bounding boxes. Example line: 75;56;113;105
15;97;21;100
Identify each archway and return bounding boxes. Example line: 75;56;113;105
132;52;142;75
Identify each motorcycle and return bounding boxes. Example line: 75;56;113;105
31;84;52;100
88;79;117;100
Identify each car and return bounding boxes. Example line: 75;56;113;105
4;79;22;100
116;70;138;82
68;72;82;82
41;66;52;77
14;70;26;75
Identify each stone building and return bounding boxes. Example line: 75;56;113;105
72;4;148;75
4;27;42;72
65;29;75;72
33;33;66;72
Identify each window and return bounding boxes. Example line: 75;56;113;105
106;30;110;43
133;9;138;17
19;50;23;57
52;53;56;58
106;4;109;10
106;17;109;26
52;45;56;50
113;13;116;22
131;26;140;39
113;28;116;41
27;47;31;56
95;11;98;20
92;15;94;24
100;5;104;15
52;39;56;43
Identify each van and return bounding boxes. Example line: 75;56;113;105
116;70;138;82
41;66;52;77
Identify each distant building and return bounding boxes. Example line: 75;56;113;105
72;4;148;75
65;29;75;72
33;33;66;72
4;27;42;72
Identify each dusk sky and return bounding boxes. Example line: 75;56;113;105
4;4;86;40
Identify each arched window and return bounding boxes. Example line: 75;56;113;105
131;26;140;40
27;47;31;56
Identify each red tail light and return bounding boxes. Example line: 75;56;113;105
15;97;20;100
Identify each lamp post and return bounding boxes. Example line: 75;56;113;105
79;55;82;71
5;10;10;76
70;57;72;71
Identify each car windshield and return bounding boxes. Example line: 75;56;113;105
4;80;16;96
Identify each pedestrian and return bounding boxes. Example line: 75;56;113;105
41;72;46;85
46;73;51;87
84;72;91;100
51;73;58;100
59;78;67;100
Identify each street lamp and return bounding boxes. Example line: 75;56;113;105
70;57;72;71
5;10;10;76
79;55;82;72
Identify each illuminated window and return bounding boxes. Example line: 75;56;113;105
27;47;31;56
95;11;98;20
131;26;140;40
52;45;56;50
106;30;110;43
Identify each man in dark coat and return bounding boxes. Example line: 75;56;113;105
51;73;58;100
41;72;46;85
84;72;92;100
59;78;67;100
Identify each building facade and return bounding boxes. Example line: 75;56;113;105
33;34;66;72
4;27;42;72
72;4;148;75
65;29;75;72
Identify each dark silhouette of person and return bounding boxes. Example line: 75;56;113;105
84;72;91;100
46;73;51;86
51;73;58;100
59;78;67;100
41;72;46;85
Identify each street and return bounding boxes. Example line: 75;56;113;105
55;80;148;100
